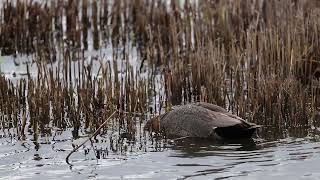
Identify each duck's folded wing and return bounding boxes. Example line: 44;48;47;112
206;110;246;127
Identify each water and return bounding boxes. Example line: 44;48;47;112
1;127;320;180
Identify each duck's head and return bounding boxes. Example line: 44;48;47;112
144;115;161;132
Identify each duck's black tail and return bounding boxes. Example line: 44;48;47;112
214;124;259;139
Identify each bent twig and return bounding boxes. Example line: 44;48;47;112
66;111;117;165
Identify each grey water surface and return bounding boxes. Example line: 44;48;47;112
1;127;320;180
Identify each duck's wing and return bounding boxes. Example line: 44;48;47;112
205;110;245;127
196;102;258;128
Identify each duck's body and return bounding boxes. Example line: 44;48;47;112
145;102;259;139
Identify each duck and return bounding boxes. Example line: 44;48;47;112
144;102;259;140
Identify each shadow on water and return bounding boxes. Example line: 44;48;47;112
169;137;258;158
166;126;320;157
161;137;261;179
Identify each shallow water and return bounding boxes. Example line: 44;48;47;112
1;127;320;180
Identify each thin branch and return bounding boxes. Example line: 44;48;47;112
66;110;117;165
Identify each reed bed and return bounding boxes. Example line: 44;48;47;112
0;0;320;144
0;56;149;141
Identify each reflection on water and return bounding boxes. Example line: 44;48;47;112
169;138;258;158
0;126;320;179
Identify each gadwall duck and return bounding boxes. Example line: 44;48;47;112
145;102;259;140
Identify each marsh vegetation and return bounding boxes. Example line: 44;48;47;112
0;0;320;177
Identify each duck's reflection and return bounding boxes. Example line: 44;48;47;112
168;137;258;158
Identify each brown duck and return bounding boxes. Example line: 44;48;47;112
145;102;259;139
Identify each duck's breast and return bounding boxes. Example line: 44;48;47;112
160;104;225;138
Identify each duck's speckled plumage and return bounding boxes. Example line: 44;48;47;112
145;102;259;139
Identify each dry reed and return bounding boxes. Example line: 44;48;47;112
0;0;320;144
